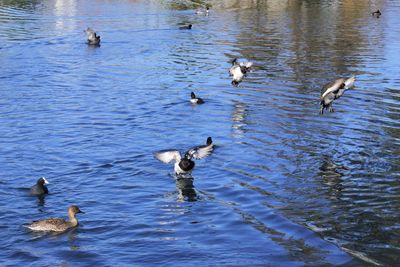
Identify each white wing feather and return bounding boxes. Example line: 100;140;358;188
321;79;345;100
231;66;244;81
186;144;213;160
85;28;97;42
154;150;181;164
344;76;355;89
240;62;253;69
229;65;236;76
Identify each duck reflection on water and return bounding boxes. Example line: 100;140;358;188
175;173;197;202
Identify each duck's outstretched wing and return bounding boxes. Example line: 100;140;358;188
186;142;214;160
84;28;97;41
344;76;355;89
229;65;238;76
239;61;253;69
154;150;181;164
231;65;244;79
321;78;345;100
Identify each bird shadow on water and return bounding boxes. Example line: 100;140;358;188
318;155;349;198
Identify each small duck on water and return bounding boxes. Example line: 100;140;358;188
196;6;210;16
190;92;205;104
229;58;253;86
179;24;192;30
24;205;84;232
320;76;356;114
154;137;214;175
371;9;382;18
30;177;49;196
84;28;101;45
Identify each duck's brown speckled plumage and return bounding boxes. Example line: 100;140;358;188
25;205;83;232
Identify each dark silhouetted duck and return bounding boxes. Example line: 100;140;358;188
320;76;355;114
25;205;84;232
371;10;382;18
155;137;214;175
229;58;253;86
84;28;101;45
190;92;205;104
30;177;49;196
179;24;192;30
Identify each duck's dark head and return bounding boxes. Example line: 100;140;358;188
188;24;192;29
191;92;196;99
206;137;212;145
179;158;195;172
240;66;248;74
37;177;49;186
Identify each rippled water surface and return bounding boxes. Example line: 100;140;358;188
1;0;400;266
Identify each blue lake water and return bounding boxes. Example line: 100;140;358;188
1;0;399;266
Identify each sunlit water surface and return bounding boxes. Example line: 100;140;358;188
1;0;399;266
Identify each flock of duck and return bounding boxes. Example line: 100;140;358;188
23;6;382;233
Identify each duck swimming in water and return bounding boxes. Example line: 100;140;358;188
320;76;355;114
25;205;84;232
30;177;49;196
179;24;192;30
196;6;209;16
84;28;101;45
154;137;214;175
229;58;253;86
190;92;205;104
371;9;382;18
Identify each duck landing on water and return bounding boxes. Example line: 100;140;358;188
196;6;210;16
84;28;101;46
320;76;356;114
371;10;382;18
229;58;253;86
154;137;214;175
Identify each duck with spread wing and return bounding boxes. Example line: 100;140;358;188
154;137;214;175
